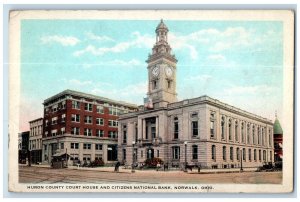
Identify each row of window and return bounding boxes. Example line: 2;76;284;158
70;143;103;150
44;127;117;138
211;113;272;147
45;101;66;113
72;101;128;115
71;115;118;127
172;114;272;147
211;145;272;162
171;145;272;162
70;127;117;138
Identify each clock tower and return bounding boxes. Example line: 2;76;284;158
146;19;178;108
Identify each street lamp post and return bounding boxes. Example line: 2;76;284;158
240;150;243;172
132;141;135;173
184;141;187;172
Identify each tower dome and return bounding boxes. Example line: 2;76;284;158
156;19;169;32
274;118;283;135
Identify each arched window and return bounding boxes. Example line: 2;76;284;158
236;147;240;160
268;129;272;147
222;146;226;161
212;145;216;160
230;147;233;160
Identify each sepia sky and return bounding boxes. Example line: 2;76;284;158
20;19;283;131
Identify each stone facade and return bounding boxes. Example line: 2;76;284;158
118;20;274;169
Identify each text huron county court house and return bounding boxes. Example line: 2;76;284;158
118;20;274;169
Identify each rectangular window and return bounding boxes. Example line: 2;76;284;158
192;145;198;160
108;131;117;139
71;127;80;135
95;144;102;150
72;101;80;109
109;120;118;127
123;149;126;160
95;154;103;160
51;129;57;136
61;101;66;109
71;114;80;122
45;120;49;126
61;114;66;123
52;117;57;125
84;128;92;136
96;129;104;137
84;103;93;111
83;143;91;150
254;149;257;161
71;143;79;149
230;147;233;160
97;105;104;114
174;121;179;140
157;150;160;158
192;121;198;137
212;145;216;160
60;127;65;135
249;149;252;161
263;150;266;161
243;148;246;161
210;120;215;137
259;150;262;161
60;143;64;150
44;145;47;151
52;105;58;112
84;116;92;124
236;148;240;160
172;146;180;160
96;118;104;125
123;131;127;144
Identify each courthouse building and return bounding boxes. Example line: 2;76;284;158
42;90;137;165
29;117;43;164
118;20;274;169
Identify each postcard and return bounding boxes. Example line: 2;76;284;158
8;10;294;193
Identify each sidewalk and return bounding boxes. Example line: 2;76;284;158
22;164;258;174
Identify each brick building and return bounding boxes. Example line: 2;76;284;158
42;89;138;165
29;118;43;164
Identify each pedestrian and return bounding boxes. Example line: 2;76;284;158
115;161;120;172
198;165;201;173
156;163;161;171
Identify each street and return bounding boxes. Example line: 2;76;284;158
19;165;282;184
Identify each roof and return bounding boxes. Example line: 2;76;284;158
156;19;169;31
274;118;283;135
43;89;138;109
120;95;273;124
29;117;43;123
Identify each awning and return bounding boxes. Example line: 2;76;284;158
52;152;70;157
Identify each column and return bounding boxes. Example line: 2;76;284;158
142;119;146;140
155;116;159;138
103;144;108;164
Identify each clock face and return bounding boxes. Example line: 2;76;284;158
152;66;159;77
165;65;173;77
